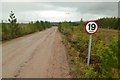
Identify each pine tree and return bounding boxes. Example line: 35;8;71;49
8;11;19;38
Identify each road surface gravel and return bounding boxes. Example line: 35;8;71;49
2;27;70;78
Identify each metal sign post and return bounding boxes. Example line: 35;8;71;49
85;20;98;66
87;35;92;66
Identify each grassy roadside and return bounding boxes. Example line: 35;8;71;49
2;21;52;42
59;23;119;78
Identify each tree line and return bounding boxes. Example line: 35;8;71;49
2;11;52;41
95;17;119;29
58;17;120;30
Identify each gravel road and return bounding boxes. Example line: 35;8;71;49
2;27;70;78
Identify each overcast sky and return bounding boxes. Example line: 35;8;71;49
1;0;119;22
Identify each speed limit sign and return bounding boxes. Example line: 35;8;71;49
85;20;99;66
85;20;98;34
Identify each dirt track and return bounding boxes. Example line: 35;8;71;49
2;27;70;78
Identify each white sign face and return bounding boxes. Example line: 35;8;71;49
85;21;98;34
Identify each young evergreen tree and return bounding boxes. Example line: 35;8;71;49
8;11;19;38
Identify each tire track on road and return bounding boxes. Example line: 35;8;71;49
14;29;54;78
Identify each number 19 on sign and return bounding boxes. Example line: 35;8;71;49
85;21;98;66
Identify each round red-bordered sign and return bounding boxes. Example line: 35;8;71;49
85;20;98;34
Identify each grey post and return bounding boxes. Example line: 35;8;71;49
87;35;92;66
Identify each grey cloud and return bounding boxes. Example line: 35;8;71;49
46;2;118;16
1;2;118;22
2;2;54;12
1;0;119;2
